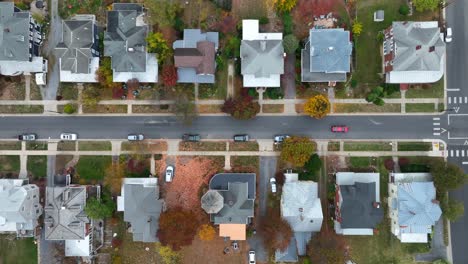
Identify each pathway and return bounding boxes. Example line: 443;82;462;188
227;61;234;99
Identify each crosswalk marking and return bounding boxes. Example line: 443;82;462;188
449;97;452;104
465;97;467;103
462;151;465;157
460;97;463;103
434;127;440;131
448;96;468;105
433;132;440;136
463;162;468;165
433;123;440;126
433;117;440;121
456;150;460;157
454;97;457;104
451;150;454;156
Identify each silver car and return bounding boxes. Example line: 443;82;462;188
270;178;277;193
127;134;144;141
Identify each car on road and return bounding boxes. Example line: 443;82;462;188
60;133;77;141
446;27;452;43
270;177;277;193
165;165;174;182
127;134;144;141
249;250;256;264
273;134;290;144
233;134;249;142
18;133;37;141
182;134;200;142
331;125;349;133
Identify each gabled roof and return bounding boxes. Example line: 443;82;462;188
301;28;352;82
0;2;31;61
397;182;442;234
44;186;89;240
104;4;147;73
281;181;323;232
56;16;96;74
117;178;162;242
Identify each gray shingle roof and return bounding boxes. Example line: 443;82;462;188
0;2;31;61
275;236;298;262
339;182;384;229
397;182;442;234
301;28;352;82
56;18;97;74
391;22;445;72
121;181;162;242
44;186;89;240
281;181;323;232
241;39;284;78
104;4;147;73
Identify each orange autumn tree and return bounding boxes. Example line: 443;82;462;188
304;94;330;119
198;224;216;241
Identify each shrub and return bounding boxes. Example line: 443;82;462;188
384;159;395;171
350;78;358;88
63;103;76;114
222;97;260;120
265;88;283;99
259;16;269;24
283;34;299;54
376;31;385;42
282;12;293;35
399;4;410;15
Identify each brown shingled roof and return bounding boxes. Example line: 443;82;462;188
174;41;215;75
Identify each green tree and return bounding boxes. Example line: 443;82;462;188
399;4;410;15
304;154;322;173
96;57;117;89
63;103;76;114
431;160;467;192
146;32;170;62
442;198;465;221
84;194;115;220
224;36;241;58
283;34;299;54
413;0;439;12
280;136;315;167
173;93;197;125
143;0;180;27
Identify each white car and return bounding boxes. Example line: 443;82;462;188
270;178;277;193
445;27;452;43
60;133;77;141
127;134;144;141
165;165;174;182
249;251;256;264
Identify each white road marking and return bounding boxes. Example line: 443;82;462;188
434;132;440;136
449;97;452;104
433;123;440;126
456;150;460;157
434;127;440;131
460;97;463;103
450;150;454;157
465;97;468;104
463;162;468;165
433;117;440;121
447;88;461;91
462;151;465;157
454;97;458;104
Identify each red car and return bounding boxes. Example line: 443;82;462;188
331;125;349;133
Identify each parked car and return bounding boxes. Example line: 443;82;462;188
60;133;77;141
182;134;200;142
331;125;349;133
232;241;239;251
249;251;256;264
165;165;174;182
274;134;290;144
233;134;249;142
127;134;144;141
445;27;452;43
18;133;37;141
270;177;277;193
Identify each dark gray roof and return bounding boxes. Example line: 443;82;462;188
122;183;162;242
275;236;298;262
302;28;352;82
207;173;255;225
339;182;384;229
104;4;147;73
56;18;97;74
241;39;284;77
0;2;31;61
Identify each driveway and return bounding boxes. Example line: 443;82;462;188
282;54;296;99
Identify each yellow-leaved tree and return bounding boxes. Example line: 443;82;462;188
352;20;363;37
275;0;298;12
198;224;216;241
304;94;331;119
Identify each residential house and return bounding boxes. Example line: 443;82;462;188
117;177;163;242
301;28;352;84
240;19;284;87
104;3;158;83
334;172;384;235
0;179;42;237
388;172;442;243
55;15;100;82
44;185;98;257
383;21;445;83
173;29;219;83
277;172;323;260
201;173;255;240
0;2;47;78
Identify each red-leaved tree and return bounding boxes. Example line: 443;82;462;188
222;96;260;120
308;230;348;264
162;65;178;87
157;208;200;250
259;212;293;251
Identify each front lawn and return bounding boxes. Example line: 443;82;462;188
0;235;37;264
398;142;432;151
76;156;112;183
405;78;444;98
344;141;393;151
27;155;47;179
179;141;227;151
334;103;401;113
0;155;20;176
405;103;437;113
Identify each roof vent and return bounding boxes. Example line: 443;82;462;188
4;28;9;33
429;46;435;52
328;46;334;51
299;208;303;212
373;202;381;208
128;47;135;52
416;45;421;50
